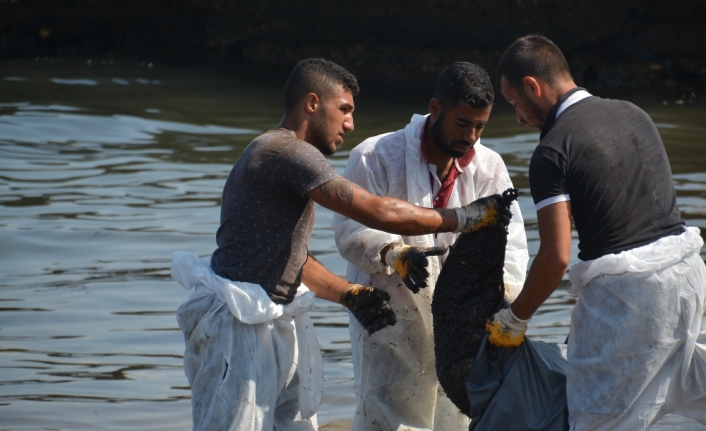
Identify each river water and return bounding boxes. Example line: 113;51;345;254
1;58;705;430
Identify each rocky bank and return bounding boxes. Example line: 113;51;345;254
1;0;705;95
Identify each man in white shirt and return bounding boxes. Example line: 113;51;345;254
333;62;529;431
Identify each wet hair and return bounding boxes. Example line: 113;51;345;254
284;58;360;112
497;35;572;91
433;62;494;109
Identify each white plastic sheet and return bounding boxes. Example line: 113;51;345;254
172;251;323;430
567;227;706;430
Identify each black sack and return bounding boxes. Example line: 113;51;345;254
467;336;569;431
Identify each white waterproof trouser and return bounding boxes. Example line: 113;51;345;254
172;252;323;431
567;227;706;431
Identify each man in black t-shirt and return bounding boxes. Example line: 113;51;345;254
487;35;706;430
175;58;513;431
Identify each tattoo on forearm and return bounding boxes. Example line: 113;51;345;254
320;178;355;207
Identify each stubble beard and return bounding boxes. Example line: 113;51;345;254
430;111;471;159
520;92;548;130
309;110;336;156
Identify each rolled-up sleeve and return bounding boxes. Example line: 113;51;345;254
332;141;403;275
504;199;529;301
475;151;529;301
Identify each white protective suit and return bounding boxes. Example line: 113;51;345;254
332;114;529;431
567;227;706;431
172;251;324;431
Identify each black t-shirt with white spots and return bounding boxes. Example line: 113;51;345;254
211;128;340;303
529;92;684;261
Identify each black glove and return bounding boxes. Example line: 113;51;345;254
384;244;448;293
341;285;397;335
454;194;513;233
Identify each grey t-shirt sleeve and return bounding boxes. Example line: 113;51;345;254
529;146;569;205
275;140;341;197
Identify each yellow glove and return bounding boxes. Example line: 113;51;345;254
486;306;531;348
454;194;513;233
384;244;447;293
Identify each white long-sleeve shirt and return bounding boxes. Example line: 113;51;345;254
333;114;528;299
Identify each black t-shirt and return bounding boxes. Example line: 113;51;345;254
210;128;340;303
529;90;684;261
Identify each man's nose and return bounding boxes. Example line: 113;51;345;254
515;111;524;125
343;116;354;132
463;129;477;144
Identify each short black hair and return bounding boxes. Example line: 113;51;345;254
433;62;494;109
284;58;360;112
497;35;572;91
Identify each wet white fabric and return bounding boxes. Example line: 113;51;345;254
172;251;323;430
567;227;706;431
332;114;529;431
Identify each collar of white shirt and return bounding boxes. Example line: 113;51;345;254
554;89;592;120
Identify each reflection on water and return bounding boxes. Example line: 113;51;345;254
1;58;705;430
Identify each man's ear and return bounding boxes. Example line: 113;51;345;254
522;76;543;99
304;93;320;114
429;98;442;120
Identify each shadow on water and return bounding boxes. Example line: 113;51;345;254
1;57;705;430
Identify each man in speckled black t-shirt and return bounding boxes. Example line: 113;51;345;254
176;58;513;431
210;126;342;304
488;36;706;430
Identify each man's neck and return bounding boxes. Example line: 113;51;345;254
279;114;307;141
546;80;578;109
538;83;582;139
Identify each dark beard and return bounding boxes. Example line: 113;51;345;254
430;110;470;159
309;111;335;156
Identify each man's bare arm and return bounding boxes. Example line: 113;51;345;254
510;201;572;320
308;177;458;235
302;253;397;334
301;253;350;304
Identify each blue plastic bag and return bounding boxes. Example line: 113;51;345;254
466;336;569;431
